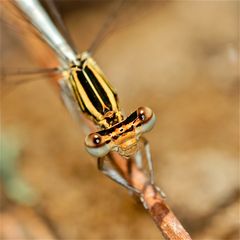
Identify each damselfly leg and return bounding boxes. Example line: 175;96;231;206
97;138;155;195
97;156;140;194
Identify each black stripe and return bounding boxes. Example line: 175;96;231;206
84;66;113;110
124;111;138;125
70;75;93;118
97;112;138;137
76;70;105;115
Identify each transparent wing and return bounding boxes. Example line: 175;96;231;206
0;1;64;94
1;0;164;92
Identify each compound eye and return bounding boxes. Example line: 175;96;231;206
92;134;101;145
85;133;102;147
137;107;152;122
85;133;111;157
137;107;156;133
138;109;146;121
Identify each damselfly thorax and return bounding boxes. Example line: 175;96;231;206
65;51;156;157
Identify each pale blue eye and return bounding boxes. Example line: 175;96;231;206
141;112;156;133
85;144;111;157
85;133;111;157
136;107;156;134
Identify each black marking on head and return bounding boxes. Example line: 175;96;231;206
125;125;134;133
136;123;142;128
97;111;138;136
112;135;119;140
125;111;138;125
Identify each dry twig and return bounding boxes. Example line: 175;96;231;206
107;152;192;240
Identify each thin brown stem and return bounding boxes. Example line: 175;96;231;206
108;152;192;240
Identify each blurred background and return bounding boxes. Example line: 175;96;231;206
1;0;239;239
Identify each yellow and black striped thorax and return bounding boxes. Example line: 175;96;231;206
68;52;123;129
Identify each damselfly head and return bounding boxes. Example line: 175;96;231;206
85;107;156;158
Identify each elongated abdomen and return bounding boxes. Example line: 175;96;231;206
68;53;122;128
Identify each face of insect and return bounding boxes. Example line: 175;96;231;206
85;107;156;158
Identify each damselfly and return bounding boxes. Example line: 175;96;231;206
1;0;162;197
3;2;237;238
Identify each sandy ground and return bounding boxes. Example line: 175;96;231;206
1;1;239;239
